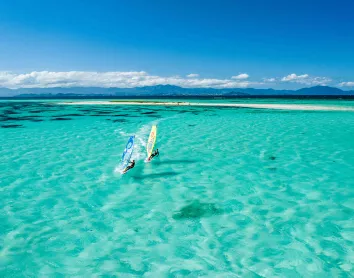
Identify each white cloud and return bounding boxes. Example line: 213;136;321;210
339;82;354;87
0;71;255;89
263;78;276;82
281;73;309;82
186;73;199;78
281;73;331;85
232;73;249;80
309;77;332;86
0;71;336;90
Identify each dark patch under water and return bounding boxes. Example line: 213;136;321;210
29;110;43;114
1;124;24;128
141;111;157;115
56;114;84;117
115;114;141;118
173;201;222;220
177;109;203;114
51;117;72;121
92;111;113;114
127;109;143;113
140;108;161;112
107;119;127;123
113;114;130;117
0;116;42;122
269;156;276;160
3;110;19;115
0;116;11;122
0;103;61;117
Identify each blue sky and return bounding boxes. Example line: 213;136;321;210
0;0;354;89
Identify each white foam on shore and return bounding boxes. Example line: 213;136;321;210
59;101;354;111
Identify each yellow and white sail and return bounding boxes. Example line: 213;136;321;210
146;125;157;158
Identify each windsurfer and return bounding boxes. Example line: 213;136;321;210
124;160;135;172
148;149;159;161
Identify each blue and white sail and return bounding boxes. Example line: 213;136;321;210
121;135;135;170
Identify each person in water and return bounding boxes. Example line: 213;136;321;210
149;149;159;161
124;160;135;172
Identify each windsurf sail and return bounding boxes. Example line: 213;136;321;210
121;135;135;170
146;125;157;158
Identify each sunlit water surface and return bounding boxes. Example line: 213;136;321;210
1;99;354;277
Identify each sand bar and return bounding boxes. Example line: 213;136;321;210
59;101;354;111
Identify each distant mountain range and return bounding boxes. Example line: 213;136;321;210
0;85;353;97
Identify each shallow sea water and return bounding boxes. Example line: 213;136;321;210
1;100;354;277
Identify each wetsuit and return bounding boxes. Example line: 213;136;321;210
149;150;159;160
125;161;135;172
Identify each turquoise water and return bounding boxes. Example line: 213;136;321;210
1;100;354;277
